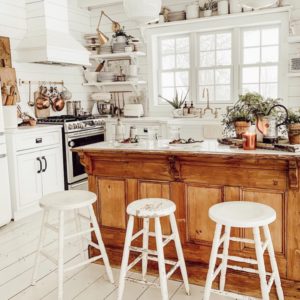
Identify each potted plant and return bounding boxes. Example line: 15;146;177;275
286;109;300;144
112;27;133;43
159;90;189;117
201;0;218;17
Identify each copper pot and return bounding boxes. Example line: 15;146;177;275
52;96;65;112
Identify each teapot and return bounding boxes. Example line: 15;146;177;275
256;104;288;144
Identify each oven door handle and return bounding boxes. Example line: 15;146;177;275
67;130;105;140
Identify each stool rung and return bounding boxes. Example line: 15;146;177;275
64;227;94;240
131;229;144;241
127;254;143;272
166;261;180;279
148;255;177;266
148;232;171;239
217;254;257;265
227;264;272;277
44;222;59;233
218;234;226;247
78;213;91;222
89;240;101;251
129;246;157;256
212;262;224;281
267;272;276;292
211;288;258;300
262;240;269;253
124;276;160;288
40;250;58;265
230;237;255;244
64;255;102;273
162;234;174;247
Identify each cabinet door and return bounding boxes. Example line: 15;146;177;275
16;151;42;209
41;147;64;196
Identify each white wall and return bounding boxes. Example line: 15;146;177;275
0;0;93;116
90;0;300;115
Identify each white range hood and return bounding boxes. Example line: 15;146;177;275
16;0;90;66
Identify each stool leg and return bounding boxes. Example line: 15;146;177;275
32;210;49;285
88;205;114;284
118;215;134;300
58;211;64;300
155;217;169;300
142;218;149;281
169;213;190;295
253;227;269;300
203;223;222;300
219;226;231;292
74;208;85;261
263;225;284;300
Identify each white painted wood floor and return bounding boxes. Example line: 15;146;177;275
0;211;240;300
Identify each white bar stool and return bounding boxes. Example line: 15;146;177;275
31;190;114;300
118;198;190;300
203;201;284;300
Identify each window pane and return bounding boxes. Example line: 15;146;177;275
199;34;215;51
261;83;278;98
243;47;260;64
216;50;231;66
242;67;259;84
162;55;175;70
243;84;260;94
177;87;190;100
216;85;231;101
161;88;175;100
261;66;278;83
216;69;231;84
176;53;190;68
262;28;279;46
176;37;189;53
161;39;175;54
200;51;215;67
161;72;174;87
261;46;278;63
176;71;189;86
244;30;260;47
216;33;231;50
199;69;214;85
199;86;214;102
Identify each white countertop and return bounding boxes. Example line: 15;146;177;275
76;139;300;157
5;125;62;134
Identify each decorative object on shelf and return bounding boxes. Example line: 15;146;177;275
239;0;278;10
112;27;133;44
186;2;200;19
286;109;300;145
201;0;218;17
0;36;12;68
168;10;186;21
123;0;162;24
96;10;121;45
290;55;300;73
84;70;99;83
229;0;242;13
218;0;229;15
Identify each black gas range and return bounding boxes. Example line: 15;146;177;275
38;115;105;190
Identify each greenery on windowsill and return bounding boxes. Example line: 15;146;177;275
158;90;189;109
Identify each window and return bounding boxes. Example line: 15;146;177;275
159;35;190;104
198;31;232;103
241;26;279;99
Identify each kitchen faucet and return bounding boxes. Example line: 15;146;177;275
202;88;214;115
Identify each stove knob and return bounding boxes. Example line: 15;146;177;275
68;141;75;147
79;123;84;129
68;124;74;130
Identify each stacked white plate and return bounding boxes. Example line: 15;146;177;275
168;11;186;22
100;45;112;54
113;42;127;53
97;72;115;82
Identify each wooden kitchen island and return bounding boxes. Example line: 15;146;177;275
75;140;300;299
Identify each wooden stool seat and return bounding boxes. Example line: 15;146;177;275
204;201;284;300
118;198;190;300
126;198;176;218
209;201;276;228
40;190;96;210
32;191;114;300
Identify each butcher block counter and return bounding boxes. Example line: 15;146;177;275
75;140;300;299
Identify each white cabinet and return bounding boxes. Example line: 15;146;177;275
6;126;64;220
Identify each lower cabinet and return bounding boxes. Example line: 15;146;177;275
6;127;64;220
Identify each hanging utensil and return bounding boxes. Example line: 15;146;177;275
27;81;35;107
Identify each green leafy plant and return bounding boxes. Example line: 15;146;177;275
159;90;189;109
286;109;300;125
112;27;133;41
201;0;218;11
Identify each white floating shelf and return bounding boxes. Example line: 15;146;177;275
288;73;300;78
90;52;146;61
288;35;300;44
83;81;146;87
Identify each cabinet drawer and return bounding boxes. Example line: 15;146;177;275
16;131;60;151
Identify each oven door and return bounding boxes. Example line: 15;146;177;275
65;129;105;184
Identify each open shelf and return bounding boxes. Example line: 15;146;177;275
83;80;146;87
288;35;300;44
90;52;146;61
288;73;300;78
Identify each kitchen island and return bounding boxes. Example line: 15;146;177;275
75;140;300;299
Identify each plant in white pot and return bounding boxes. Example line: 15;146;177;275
201;0;218;17
159;90;189;117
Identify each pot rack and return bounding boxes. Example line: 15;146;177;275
19;79;64;86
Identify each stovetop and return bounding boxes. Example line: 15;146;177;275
37;115;96;124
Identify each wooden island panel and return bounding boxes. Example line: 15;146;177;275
77;148;300;299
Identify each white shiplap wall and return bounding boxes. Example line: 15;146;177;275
90;0;300;114
0;0;93;115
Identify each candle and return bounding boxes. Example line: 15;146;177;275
243;132;257;150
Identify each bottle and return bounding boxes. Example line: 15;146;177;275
95;60;105;72
183;102;189;116
115;118;125;142
189;101;195;115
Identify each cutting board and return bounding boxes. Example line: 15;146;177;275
0;67;20;102
0;36;12;68
34;92;50;118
